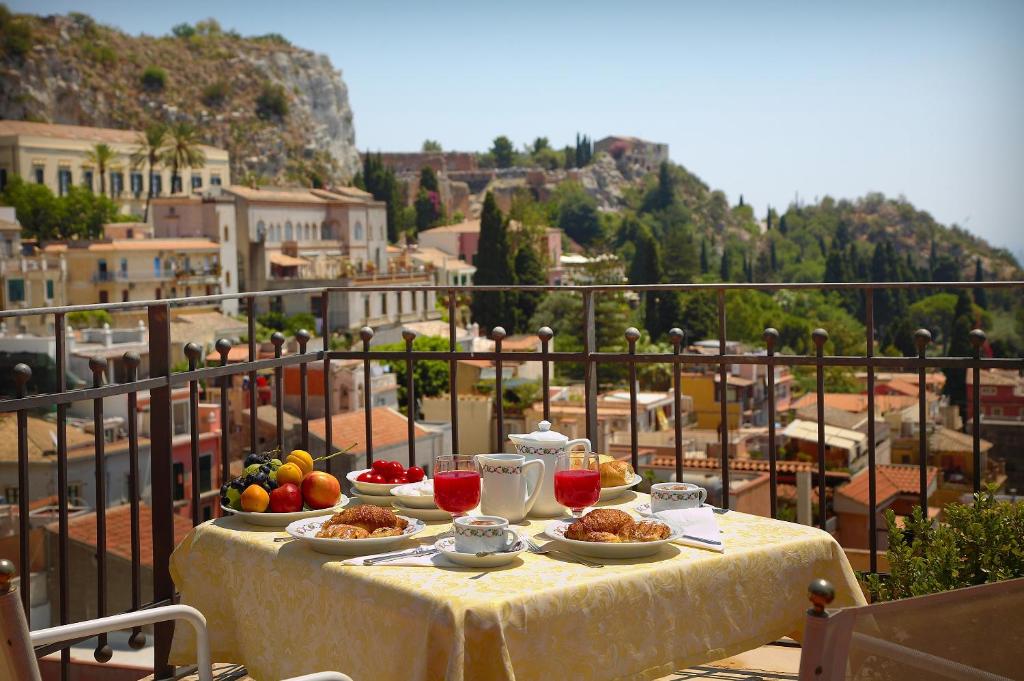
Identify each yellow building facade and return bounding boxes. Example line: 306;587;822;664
0;120;230;217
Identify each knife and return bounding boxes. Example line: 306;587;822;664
680;534;722;546
362;547;438;565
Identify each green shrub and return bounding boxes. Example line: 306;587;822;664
81;41;115;65
255;32;290;46
864;488;1024;601
0;5;32;57
201;80;228;107
67;310;112;328
171;22;195;38
255;82;288;120
141;66;167;91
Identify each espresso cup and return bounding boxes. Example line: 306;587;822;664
650;482;707;513
453;515;517;554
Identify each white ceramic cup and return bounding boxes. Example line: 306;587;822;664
475;453;545;523
650;482;707;513
453;515;517;554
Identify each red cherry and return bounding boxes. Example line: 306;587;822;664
406;466;425;482
356;471;373;482
372;460;390;475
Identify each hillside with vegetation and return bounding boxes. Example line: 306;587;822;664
0;7;359;185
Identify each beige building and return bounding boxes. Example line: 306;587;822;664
44;237;222;308
0;207;66;334
0;119;230;217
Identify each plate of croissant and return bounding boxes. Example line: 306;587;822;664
285;506;425;555
597;460;642;501
543;509;680;558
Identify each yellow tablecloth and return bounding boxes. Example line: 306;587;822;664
169;494;865;681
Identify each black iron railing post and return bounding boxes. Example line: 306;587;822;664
669;327;685;483
448;289;460;455
246;297;258;456
88;356;112;663
493;326;506;450
184;343;202;527
148;302;175;679
763;328;779;519
717;290;730;508
812;328;829;530
865;288;878;573
54;311;71;680
123;352;145;649
361;326;375;467
296;329;310;451
539;326;553;422
216;339;232;494
582;290;598;444
626;327;640;472
914;329;932;512
970;329;986;494
13;363;30;622
271;332;285;452
403;328;417;468
322;292;334;473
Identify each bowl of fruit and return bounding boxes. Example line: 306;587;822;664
347;460;426;496
221;449;349;526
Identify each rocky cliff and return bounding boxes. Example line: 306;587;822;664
0;11;359;184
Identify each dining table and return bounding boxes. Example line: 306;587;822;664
168;492;866;681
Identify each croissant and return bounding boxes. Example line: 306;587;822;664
564;509;670;543
324;506;408;533
316;524;369;539
624;520;671;542
599;460;634;487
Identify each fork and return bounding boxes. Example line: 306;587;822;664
524;535;603;568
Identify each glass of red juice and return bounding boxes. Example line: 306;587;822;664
433;455;481;526
553;451;600;518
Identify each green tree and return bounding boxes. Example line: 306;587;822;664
491;136;514;169
140;66;167;91
719;247;732;281
470;193;514;332
421;139;442;152
644;161;675;212
944;290;975;419
84;143;117;197
512;236;547;332
699;239;709;275
359;152;401;241
131;122;167;222
678;291;718;341
162;122;206;195
1;176;61;241
0;5;33;57
57;185;121;239
378;335;450;415
556;184;601;246
419;166;439;193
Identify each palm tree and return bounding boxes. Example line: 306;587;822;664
131;122;168;222
162;122;206;196
84;143;116;196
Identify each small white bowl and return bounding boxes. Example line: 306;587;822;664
346;469;404;495
392;499;452;521
389;480;436;509
352;490;395;507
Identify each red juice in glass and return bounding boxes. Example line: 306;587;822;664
433;470;481;514
554;469;601;510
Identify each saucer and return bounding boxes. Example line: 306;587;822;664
392;499;452;521
434;535;526;568
635;502;714;517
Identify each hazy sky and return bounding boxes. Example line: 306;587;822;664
13;1;1024;258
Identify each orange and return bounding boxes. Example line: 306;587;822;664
276;462;303;486
240;484;270;513
287;450;314;477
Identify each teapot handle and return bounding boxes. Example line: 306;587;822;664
566;438;592;454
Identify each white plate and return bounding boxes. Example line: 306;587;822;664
346;469;404;496
599;473;642;501
543;518;681;559
389;480;436;508
634;502;713;518
220;496;349;527
434;535;526;568
392;499;452;521
286;514;425;555
352;490;395;507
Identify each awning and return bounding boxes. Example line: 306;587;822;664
269;253;308;267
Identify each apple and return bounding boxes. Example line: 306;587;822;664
302;471;341;510
269;483;302;513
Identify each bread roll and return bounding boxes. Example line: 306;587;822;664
599;460;634;487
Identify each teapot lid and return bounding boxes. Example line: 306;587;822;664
513;420;567;443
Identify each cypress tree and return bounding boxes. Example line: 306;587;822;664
769;239;778;272
974;258;988;309
719;248;731;281
653;161;674;210
779;214;788;234
512;238;547;332
943;291;975;421
419;166;439;193
630;225;665;339
700;239;709;275
470;193;513;332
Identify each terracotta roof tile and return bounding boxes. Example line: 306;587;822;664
0;119;224;153
836;464;938;507
49;503;194;567
307;408;430;454
790;392;920;414
0;415;95;462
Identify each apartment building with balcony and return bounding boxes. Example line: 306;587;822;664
0;207;66;335
43;236;223;309
0;119;230;217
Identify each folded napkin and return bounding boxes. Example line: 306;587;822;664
653;507;724;553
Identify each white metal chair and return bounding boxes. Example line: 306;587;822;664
0;559;352;681
798;576;1024;681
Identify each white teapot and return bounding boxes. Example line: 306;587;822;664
507;420;593;517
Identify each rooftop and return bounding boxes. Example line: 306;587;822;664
0;119;225;155
782;419;867;453
0;414;94;462
44;238;219;253
789;392;922;414
307;407;429;454
836;464;939;507
794;405;869;431
48;503;194;567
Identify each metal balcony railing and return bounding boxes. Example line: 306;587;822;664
1;280;1022;680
